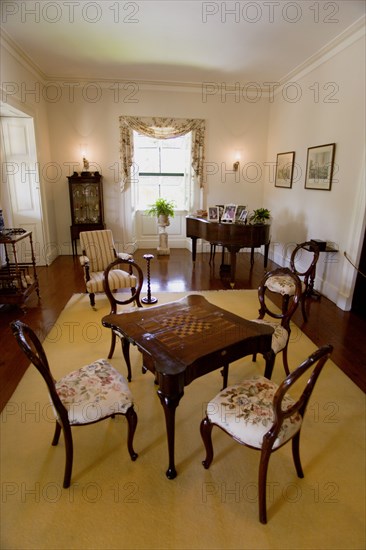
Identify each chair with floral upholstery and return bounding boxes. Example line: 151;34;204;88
265;241;320;322
200;344;333;523
221;267;302;388
103;257;144;382
79;229;136;307
11;319;138;488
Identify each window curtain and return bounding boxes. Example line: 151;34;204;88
119;116;205;191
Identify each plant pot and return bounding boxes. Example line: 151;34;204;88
158;214;170;226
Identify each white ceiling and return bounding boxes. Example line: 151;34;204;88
2;0;366;85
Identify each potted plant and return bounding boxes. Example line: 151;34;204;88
249;208;271;225
146;198;175;225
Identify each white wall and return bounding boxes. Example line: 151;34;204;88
1;23;365;308
265;29;365;309
44;85;269;253
0;42;57;264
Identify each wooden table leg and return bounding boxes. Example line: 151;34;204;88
157;389;184;479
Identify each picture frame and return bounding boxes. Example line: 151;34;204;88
208;206;219;222
305;143;336;190
235;205;247;223
221;203;237;223
275;151;295;188
216;205;224;220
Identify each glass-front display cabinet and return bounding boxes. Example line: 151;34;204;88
67;171;105;255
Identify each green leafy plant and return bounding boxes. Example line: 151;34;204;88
249;208;271;224
146;198;175;218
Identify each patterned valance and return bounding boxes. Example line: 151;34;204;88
119;116;205;191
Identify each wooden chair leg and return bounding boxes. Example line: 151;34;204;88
200;417;214;469
301;297;308;322
89;292;95;307
264;354;275;379
62;424;74;489
258;444;272;524
282;345;290;375
220;364;229;389
282;294;290;315
291;431;304;478
108;330;116;359
125;407;138;461
51;421;61;446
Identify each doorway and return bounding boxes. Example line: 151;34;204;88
0;104;46;265
351;228;366;318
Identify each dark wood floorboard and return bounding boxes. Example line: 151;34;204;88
1;249;365;412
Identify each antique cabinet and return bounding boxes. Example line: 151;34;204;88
0;229;40;307
67;171;105;255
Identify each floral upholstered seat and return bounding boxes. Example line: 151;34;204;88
206;376;302;449
200;345;333;523
265;274;305;296
55;359;134;425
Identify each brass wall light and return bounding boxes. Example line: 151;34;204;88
233;151;241;171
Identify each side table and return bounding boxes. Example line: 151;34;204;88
0;229;40;307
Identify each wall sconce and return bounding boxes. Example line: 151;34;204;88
233;151;241;171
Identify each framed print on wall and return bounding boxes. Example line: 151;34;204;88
305;143;336;190
275;151;295;188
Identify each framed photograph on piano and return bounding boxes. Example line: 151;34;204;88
221;204;237;223
216;205;224;221
208;206;219;222
235;205;247;223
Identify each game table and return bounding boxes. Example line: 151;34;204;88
102;294;274;479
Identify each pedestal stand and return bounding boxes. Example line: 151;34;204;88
157;217;170;256
142;253;158;304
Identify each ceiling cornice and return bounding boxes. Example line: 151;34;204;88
1;29;48;83
277;14;366;88
1;15;365;96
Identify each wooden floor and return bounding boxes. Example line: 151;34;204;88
1;248;365;412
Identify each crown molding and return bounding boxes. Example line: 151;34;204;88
1;29;47;83
278;14;366;89
1;15;365;96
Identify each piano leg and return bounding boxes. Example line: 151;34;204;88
229;250;237;288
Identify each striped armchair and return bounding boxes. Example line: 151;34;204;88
79;230;136;307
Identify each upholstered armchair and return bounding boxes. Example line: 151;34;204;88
79;229;136;307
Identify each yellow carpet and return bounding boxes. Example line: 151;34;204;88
1;290;365;550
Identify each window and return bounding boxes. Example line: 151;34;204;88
133;131;192;210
